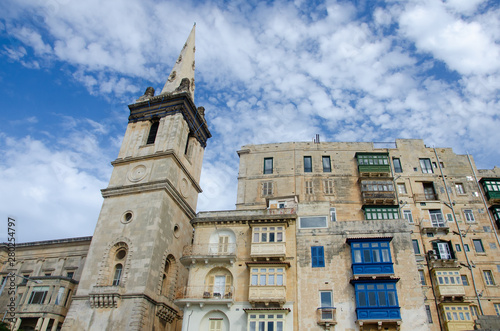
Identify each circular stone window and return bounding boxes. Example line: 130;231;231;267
173;224;180;238
116;249;127;260
121;211;134;224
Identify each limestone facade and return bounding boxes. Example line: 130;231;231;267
0;237;91;331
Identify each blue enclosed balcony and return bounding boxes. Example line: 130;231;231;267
347;237;394;276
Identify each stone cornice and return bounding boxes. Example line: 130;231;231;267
101;179;196;219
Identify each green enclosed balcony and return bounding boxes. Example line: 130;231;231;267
480;178;500;202
356;153;391;177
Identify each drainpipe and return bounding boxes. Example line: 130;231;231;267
466;153;500;249
433;148;484;314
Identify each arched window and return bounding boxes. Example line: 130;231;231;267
205;268;233;299
112;264;123;286
161;259;170;296
110;247;127;286
159;255;176;300
146;121;159;145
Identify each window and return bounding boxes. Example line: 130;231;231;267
209;319;222;331
323;179;334;194
482;179;500;192
330;208;336;222
253;227;284;243
483;270;495;285
354;281;399;309
20;274;29;285
470;305;479;317
393;158;402;173
403;210;413;223
363;206;399;220
464;209;475;222
397;183;407;194
461;275;469;286
250;267;285;286
311;246;325;268
446;213;453;223
412;240;420;254
425;305;433;323
443;305;472;322
429;210;445;227
456;183;465;194
464;244;470;252
432;241;454;259
435;270;461;285
299;216;327;229
319;291;334;320
262;181;273;196
494;303;500;316
304;156;312;173
146;121;159;144
28;286;49;304
491;207;500;228
112;264;123;286
206;269;232;297
248;314;284;331
455;244;462;252
305;180;313;194
361;180;394;192
420;158;433;173
64;289;72;307
357;154;389;166
473;239;485;253
322;156;331;172
66;271;74;279
218;235;230;254
351;240;392;264
423;182;438;200
54;287;65;305
419;270;426;285
263;158;273;174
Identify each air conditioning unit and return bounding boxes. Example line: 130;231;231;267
428;250;438;260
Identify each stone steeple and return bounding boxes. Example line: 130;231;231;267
160;24;196;99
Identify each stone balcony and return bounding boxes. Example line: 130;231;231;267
248;285;286;305
413;193;439;202
180;243;236;265
419;221;450;234
89;285;124;308
361;191;396;205
250;242;286;260
174;285;234;308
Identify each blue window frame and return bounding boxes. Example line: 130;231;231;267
311;246;325;267
347;238;394;275
353;280;401;320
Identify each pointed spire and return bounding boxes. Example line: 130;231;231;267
161;24;196;100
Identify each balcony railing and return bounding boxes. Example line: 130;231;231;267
248;285;286;304
317;307;337;325
250;242;286;259
414;193;439;201
352;262;394;276
356;307;401;320
182;243;236;256
361;191;396;205
419;221;450;234
175;286;234;301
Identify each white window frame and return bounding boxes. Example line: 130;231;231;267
252;226;285;243
464;209;475;223
250;267;285;286
330;208;337;222
319;290;334;320
429;210;445;227
248;313;285;331
28;286;49;304
299;216;328;229
397;183;407;194
437;242;452;259
420;158;433;174
484;270;495;286
403;210;413;223
455;183;465;194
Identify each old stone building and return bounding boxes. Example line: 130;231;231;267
2;27;500;331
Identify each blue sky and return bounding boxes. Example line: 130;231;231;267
0;0;499;242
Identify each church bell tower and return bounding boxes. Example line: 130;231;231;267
62;25;211;330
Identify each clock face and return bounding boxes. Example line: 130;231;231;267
128;164;148;182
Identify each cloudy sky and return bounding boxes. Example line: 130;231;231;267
0;0;499;242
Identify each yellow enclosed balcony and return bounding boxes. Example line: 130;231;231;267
441;304;474;331
250;225;286;260
247;263;288;305
432;269;465;300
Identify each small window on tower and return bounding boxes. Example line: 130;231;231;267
146;121;160;145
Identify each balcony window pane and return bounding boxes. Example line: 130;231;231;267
358;292;366;306
368;292;377;306
373;250;380;262
354;250;362;263
382;249;390;262
378;292;387;306
269;275;275;285
388;292;397;306
251;275;258;285
277;274;283;286
260;275;266;285
363;250;372;262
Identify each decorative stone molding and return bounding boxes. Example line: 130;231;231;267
96;237;133;287
156;303;178;324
